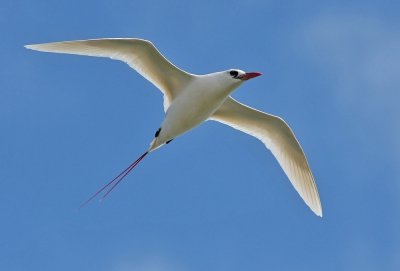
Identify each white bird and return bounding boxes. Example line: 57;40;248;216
25;38;322;216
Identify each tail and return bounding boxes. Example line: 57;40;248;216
80;151;149;208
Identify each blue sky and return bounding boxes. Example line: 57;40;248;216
1;0;399;270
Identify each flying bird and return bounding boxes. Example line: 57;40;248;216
25;38;322;216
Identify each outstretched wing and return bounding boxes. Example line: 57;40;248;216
25;38;194;111
211;97;322;217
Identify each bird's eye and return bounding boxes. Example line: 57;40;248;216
229;70;238;78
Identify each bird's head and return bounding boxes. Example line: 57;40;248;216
226;69;262;81
203;69;262;95
216;69;262;89
213;69;262;91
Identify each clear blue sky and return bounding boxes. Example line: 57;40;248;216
1;0;399;270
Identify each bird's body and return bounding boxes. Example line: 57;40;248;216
152;72;243;150
25;38;323;216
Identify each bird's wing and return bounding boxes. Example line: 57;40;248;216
25;38;194;111
210;97;322;216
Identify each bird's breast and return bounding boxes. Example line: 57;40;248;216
159;80;233;141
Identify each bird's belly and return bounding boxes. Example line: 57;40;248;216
160;90;226;141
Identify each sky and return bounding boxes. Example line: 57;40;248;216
1;0;399;270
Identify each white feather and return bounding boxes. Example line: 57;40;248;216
25;38;194;111
211;97;322;216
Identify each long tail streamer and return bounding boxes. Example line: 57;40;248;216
80;151;149;208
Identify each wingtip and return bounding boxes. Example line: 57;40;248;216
25;44;37;50
25;44;47;51
312;205;323;217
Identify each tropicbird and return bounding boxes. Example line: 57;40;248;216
25;38;322;216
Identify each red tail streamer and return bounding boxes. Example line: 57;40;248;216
80;151;149;208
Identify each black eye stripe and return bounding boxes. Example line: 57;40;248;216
229;70;238;77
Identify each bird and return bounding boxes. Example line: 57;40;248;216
25;38;322;217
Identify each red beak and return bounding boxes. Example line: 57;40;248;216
239;72;262;81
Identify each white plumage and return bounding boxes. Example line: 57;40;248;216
26;38;322;216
